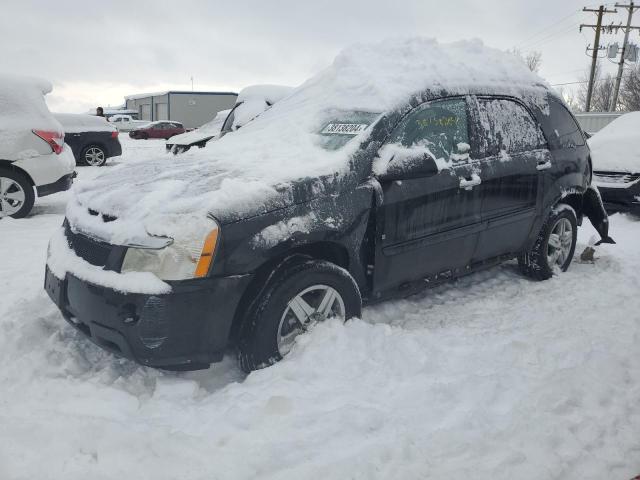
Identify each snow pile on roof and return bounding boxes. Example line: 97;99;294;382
236;84;295;104
54;113;116;134
0;73;61;158
66;38;550;245
589;111;640;173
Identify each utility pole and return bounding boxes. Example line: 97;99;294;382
610;2;640;110
581;5;617;111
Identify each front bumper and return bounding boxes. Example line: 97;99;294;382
594;172;640;215
45;266;252;370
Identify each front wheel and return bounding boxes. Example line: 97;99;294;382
237;259;362;372
518;205;578;280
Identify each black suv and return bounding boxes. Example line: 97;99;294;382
55;114;122;167
45;83;613;373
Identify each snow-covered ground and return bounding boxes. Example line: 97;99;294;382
1;137;639;480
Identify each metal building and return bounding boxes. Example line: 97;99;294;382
124;91;238;129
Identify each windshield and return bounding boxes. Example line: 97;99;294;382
316;111;381;151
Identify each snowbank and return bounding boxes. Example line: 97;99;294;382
54;113;117;134
2;181;640;479
589;111;640;173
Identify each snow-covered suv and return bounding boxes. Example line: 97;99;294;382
0;75;75;218
45;39;613;373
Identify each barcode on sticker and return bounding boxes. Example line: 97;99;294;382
321;123;368;135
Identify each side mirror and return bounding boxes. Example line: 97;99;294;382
377;147;439;181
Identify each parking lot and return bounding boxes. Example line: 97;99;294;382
1;137;639;479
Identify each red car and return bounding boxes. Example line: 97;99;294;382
129;121;186;140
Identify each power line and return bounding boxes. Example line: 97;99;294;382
551;80;589;86
515;10;581;48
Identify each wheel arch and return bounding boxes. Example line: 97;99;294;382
0;160;35;186
227;240;351;342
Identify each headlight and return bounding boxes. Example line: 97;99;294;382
121;218;220;280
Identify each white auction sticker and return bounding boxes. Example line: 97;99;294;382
321;123;368;135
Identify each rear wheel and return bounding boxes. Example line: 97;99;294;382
237;259;362;372
81;145;107;166
518;205;578;280
0;169;34;219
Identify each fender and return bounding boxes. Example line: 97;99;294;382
583;185;615;245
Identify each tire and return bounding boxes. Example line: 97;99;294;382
237;258;362;373
0;169;35;219
80;145;107;167
518;204;578;281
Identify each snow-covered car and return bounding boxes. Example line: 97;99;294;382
0;74;75;218
109;114;148;132
589;112;640;215
166;85;294;154
44;38;613;373
54;113;122;167
165;109;230;154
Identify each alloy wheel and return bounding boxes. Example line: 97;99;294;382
0;177;26;217
85;147;105;166
277;284;346;356
547;217;574;267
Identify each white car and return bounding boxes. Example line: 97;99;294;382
0;74;75;218
109;114;148;132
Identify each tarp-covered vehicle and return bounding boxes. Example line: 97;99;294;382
44;38;613;372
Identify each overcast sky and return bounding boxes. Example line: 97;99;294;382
1;0;637;112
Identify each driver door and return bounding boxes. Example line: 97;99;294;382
373;96;484;293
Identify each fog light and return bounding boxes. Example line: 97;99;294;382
138;296;169;349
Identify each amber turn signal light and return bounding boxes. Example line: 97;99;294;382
194;228;219;277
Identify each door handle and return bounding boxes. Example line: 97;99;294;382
459;174;481;190
536;159;552;171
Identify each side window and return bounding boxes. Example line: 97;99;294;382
389;97;470;162
548;99;585;149
477;98;546;156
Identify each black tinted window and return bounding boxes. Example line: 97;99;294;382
548;99;585;149
477;98;546;155
389;97;469;161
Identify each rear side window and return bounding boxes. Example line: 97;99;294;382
548;99;585;149
389;97;470;161
476;98;546;156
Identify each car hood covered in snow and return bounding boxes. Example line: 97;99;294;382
66;37;547;246
589;111;640;174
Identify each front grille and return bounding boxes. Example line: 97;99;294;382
65;223;112;267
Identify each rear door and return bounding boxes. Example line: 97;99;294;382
469;96;550;261
373;96;483;293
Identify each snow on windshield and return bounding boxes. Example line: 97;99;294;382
589;111;640;174
68;37;549;245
